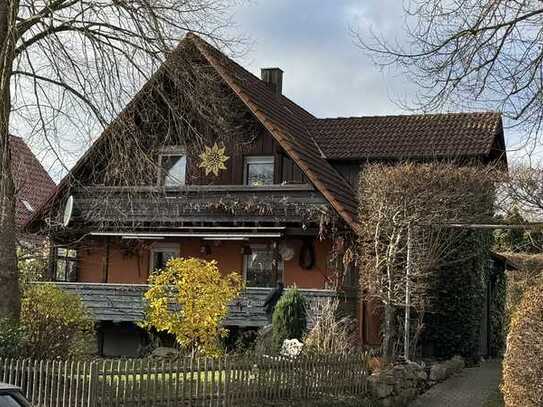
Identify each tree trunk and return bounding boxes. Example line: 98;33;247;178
0;0;20;320
383;301;394;364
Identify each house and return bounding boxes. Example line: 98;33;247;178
27;33;507;357
10;135;56;244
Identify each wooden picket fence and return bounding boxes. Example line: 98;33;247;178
0;353;369;406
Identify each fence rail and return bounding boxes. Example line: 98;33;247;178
0;353;368;406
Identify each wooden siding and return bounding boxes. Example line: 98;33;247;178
330;161;361;188
46;282;337;327
187;130;308;185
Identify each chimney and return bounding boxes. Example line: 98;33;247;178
261;68;283;95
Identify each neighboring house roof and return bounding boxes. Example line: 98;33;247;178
311;113;504;161
25;33;507;232
10;135;56;228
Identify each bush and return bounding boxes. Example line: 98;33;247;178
424;230;491;362
0;319;25;357
503;253;543;328
502;279;543;407
304;298;356;355
17;246;48;284
21;284;95;359
272;288;307;353
143;257;241;357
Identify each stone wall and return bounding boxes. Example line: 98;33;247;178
368;356;465;407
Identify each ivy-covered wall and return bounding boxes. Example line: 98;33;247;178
488;259;507;357
424;230;494;362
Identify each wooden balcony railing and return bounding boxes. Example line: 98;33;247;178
46;282;337;327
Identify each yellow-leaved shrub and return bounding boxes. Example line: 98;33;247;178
502;278;543;407
143;258;241;356
21;283;95;359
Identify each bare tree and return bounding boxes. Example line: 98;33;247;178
354;1;543;140
501;165;543;217
358;162;499;362
0;0;243;320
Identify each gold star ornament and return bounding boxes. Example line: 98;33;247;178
198;143;230;176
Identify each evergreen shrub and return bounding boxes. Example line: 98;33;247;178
272;288;307;353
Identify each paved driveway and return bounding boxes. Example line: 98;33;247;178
409;359;501;407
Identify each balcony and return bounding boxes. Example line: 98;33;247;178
48;282;337;327
63;184;330;230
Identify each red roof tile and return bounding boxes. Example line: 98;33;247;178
10;136;56;228
310;113;502;160
26;34;506;232
188;34;360;227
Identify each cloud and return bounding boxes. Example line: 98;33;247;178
232;0;414;117
231;0;542;161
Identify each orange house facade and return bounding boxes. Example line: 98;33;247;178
28;33;507;357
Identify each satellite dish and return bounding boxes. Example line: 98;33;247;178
279;245;295;261
63;195;74;227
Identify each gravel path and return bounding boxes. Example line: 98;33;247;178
409;359;501;407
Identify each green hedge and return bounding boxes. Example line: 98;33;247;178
424;230;492;361
488;263;506;357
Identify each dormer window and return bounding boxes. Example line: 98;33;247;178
159;147;186;186
244;156;274;186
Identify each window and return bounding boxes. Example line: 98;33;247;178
159;148;186;186
243;245;283;287
55;247;78;282
150;245;179;272
244;156;274;186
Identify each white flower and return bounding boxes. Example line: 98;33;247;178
280;338;304;358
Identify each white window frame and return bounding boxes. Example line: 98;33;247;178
149;243;180;273
242;243;283;287
158;146;187;186
243;156;275;186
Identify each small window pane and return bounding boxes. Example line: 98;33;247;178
55;248;78;282
161;154;186;186
244;247;283;287
56;260;66;281
244;157;274;186
151;250;177;271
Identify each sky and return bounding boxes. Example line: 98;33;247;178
15;0;540;180
230;0;537;163
232;0;410;118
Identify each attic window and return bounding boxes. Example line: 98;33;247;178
159;147;186;186
244;156;274;186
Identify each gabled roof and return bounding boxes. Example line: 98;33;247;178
310;113;504;161
187;33;359;227
27;33;507;233
10;135;56;228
